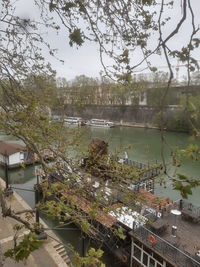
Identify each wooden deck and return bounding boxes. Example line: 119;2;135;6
47;172;200;265
149;211;200;259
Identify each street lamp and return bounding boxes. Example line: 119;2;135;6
4;150;13;197
34;171;40;224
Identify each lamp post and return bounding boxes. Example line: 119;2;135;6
33;168;47;240
35;179;40;224
34;168;40;225
4;151;13;196
81;232;85;267
5;152;9;189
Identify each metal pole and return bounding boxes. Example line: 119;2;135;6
81;233;85;267
4;151;13;196
5;158;8;189
82;234;85;257
130;222;135;267
5;151;8;189
35;175;40;224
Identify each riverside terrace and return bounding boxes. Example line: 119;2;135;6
46;173;200;266
130;199;200;267
44;156;198;266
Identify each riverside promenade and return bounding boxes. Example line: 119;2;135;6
0;178;72;267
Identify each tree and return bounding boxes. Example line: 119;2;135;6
1;0;200;265
190;71;200;85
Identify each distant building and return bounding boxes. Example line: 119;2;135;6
0;142;31;168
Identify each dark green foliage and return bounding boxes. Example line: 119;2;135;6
173;174;199;199
62;2;77;12
69;29;84;47
73;248;105;267
4;233;43;262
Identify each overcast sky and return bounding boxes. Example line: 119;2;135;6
15;0;200;80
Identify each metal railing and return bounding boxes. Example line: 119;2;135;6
116;157;161;181
116;157;148;169
181;200;200;217
132;226;200;267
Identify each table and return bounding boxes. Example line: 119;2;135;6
194;251;200;263
171;209;181;216
151;219;168;235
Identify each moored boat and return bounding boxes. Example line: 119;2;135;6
87;118;115;128
39;138;200;267
64;117;85;126
47;174;200;267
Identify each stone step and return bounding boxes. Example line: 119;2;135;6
62;255;71;263
55;245;66;252
58;249;67;257
54;243;63;249
53;243;72;265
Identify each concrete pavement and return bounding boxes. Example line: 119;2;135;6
0;178;72;267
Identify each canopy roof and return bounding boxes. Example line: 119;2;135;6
0;142;26;156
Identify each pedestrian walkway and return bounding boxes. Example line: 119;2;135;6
0;178;72;267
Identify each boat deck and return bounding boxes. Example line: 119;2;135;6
129;198;200;266
148;211;200;257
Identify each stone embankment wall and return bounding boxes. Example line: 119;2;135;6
64;104;175;127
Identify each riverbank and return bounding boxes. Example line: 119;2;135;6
114;121;193;134
115;121;159;129
64;103;195;134
0;178;72;267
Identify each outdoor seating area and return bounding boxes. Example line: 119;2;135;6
145;202;200;262
181;208;200;223
150;218;168;235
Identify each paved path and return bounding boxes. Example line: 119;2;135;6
0;178;72;267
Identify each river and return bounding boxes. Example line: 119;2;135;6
0;127;200;265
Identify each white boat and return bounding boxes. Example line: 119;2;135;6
88;119;115;128
64;117;85;126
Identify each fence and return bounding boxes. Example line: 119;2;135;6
181;200;200;217
132;226;200;267
116;157;149;169
116;157;162;182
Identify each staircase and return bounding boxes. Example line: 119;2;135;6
53;243;72;266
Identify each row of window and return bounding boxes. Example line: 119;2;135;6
131;239;174;267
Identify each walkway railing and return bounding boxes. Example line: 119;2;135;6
181;200;200;217
131;226;200;267
116;157;148;169
173;199;200;218
116;157;162;181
